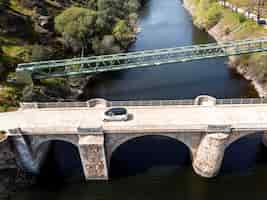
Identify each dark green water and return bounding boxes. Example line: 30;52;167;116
80;0;258;100
10;0;267;199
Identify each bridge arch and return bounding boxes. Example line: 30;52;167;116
33;135;79;155
36;138;84;180
107;134;192;178
106;133;194;163
226;131;259;148
221;131;262;175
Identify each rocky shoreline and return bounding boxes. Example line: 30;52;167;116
183;0;266;97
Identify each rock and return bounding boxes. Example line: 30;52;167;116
37;15;53;30
22;76;92;102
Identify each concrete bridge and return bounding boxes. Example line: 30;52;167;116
1;96;267;180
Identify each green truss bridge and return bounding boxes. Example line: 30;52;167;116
16;37;267;84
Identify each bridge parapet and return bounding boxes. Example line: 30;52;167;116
19;97;267;110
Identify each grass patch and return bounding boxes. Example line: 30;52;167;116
9;0;34;16
40;78;67;87
194;0;223;29
2;45;32;62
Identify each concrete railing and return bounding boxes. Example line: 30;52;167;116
19;97;267;109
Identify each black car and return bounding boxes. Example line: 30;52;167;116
258;19;266;25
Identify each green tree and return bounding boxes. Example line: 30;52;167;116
55;7;97;52
124;0;140;13
195;0;221;29
113;20;134;47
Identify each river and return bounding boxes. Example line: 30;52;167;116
9;0;267;199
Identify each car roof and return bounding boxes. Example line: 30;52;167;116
105;107;127;114
109;107;126;111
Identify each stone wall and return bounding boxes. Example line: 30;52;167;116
79;135;108;180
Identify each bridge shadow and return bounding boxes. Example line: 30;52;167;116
109;135;191;179
220;133;265;176
37;141;84;184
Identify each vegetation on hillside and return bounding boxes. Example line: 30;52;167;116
0;0;145;111
195;0;222;29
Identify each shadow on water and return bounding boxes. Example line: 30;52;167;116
220;133;263;176
37;141;84;185
109;135;191;179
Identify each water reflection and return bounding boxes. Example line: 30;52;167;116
109;135;190;178
221;134;263;175
37;141;84;183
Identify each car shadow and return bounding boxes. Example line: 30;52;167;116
128;114;134;121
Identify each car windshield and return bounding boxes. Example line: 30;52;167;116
105;108;127;116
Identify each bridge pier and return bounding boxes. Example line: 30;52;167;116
11;135;50;174
78;135;108;180
193;133;229;178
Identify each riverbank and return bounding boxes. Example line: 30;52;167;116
184;0;267;97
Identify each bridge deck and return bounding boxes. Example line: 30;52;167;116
1;104;267;135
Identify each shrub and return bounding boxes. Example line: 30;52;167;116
224;27;231;35
238;13;246;23
112;20;135;47
195;0;222;29
31;45;53;61
55;7;97;52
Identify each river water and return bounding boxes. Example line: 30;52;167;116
80;0;258;100
10;0;267;199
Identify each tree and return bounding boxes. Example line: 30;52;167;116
0;0;9;11
70;0;98;9
92;35;121;54
31;45;52;61
55;7;97;52
112;20;135;47
124;0;140;13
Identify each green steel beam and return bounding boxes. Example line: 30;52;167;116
16;37;267;82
